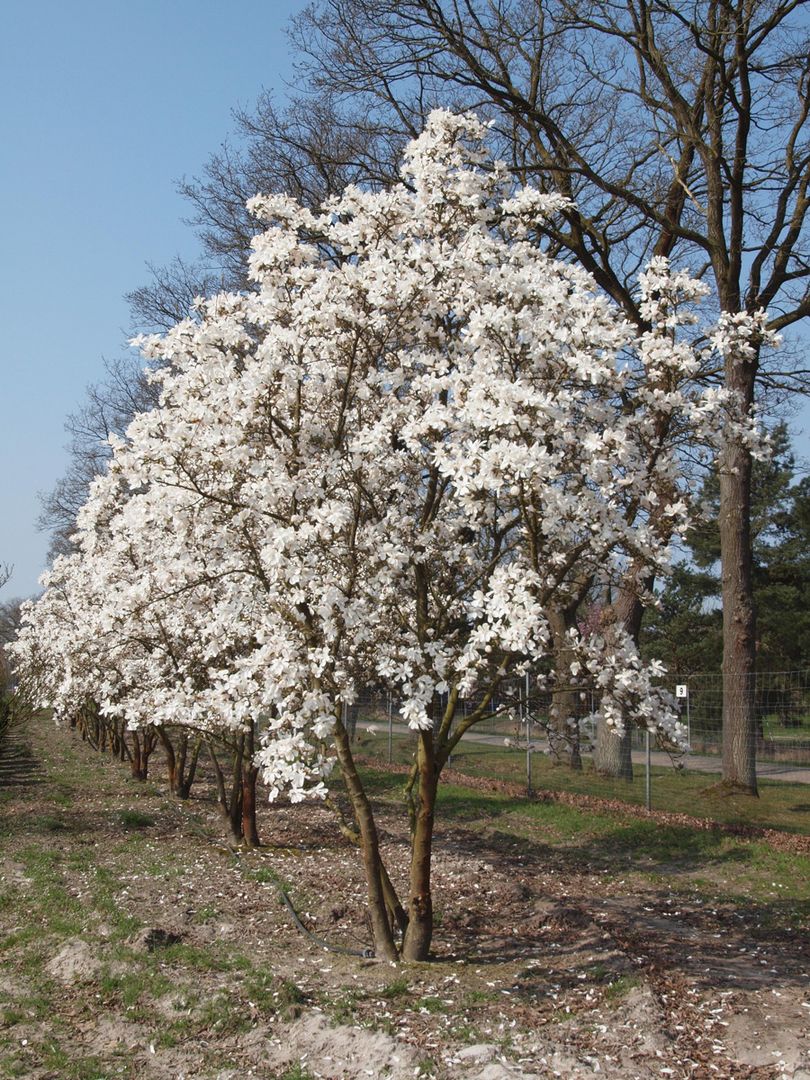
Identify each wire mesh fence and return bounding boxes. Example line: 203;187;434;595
674;669;810;765
346;670;810;826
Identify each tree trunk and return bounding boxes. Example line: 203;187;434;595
380;862;408;936
241;764;260;847
228;736;245;843
142;728;158;779
157;728;178;792
206;738;246;843
175;736;202;799
592;580;649;781
130;730;148;781
117;725;134;767
175;732;188;794
157;729;201;798
548;607;582;770
592;715;633;781
240;723;260;848
719;363;758;795
325;794;407;934
402;730;437;961
332;715;398;960
206;740;230;816
119;722;130;762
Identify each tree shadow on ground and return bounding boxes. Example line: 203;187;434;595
0;738;44;789
430;818;810;994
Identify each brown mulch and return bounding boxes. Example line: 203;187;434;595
1;718;808;1079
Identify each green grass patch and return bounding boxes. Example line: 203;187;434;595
193;992;254;1035
30;812;72;833
192;902;219;924
118;809;156;829
98;966;172;1008
30;1042;108;1080
356;732;810;835
603;974;642;1001
379;975;411;999
276;977;309;1017
356;761;809;918
328;988;365;1024
279;1065;318;1080
244;968;278;1014
158;941;233;972
415;995;445;1014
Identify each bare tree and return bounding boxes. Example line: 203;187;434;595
39;356;161;558
0;591;22;729
127;256;223;334
0;597;23;645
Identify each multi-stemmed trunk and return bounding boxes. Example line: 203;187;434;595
333;714;439;961
207;733;261;846
174;732;201;799
129;727;158;781
158;729;202;799
332;713;399;960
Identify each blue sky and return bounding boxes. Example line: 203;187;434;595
1;0;303;600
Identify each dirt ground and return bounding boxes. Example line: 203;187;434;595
1;715;809;1080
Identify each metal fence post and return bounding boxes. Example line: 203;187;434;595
387;691;393;765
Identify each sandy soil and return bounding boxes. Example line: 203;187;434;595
1;715;808;1080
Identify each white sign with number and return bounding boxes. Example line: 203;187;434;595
675;684;688;699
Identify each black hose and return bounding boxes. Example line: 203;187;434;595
272;878;375;959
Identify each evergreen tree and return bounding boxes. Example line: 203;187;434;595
643;425;810;675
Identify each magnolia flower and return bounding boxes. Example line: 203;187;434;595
11;109;741;801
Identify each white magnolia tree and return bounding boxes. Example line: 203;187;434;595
13;112;756;960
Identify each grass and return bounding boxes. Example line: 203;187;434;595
603;974;642;1001
244;967;278;1014
760;713;810;742
380;975;411;999
358;761;810;917
328;988;365;1024
279;1066;318;1080
31;1043;109;1080
194;993;254;1035
118;808;156;829
416;995;445;1014
275;978;309;1016
98;966;173;1009
2;708;808;1079
158;941;235;972
192;902;219;924
356;731;810;835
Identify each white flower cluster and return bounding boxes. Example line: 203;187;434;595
567;627;684;744
12;111;745;799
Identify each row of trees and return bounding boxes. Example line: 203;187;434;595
39;0;810;796
0;566;15;741
14;115;765;959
